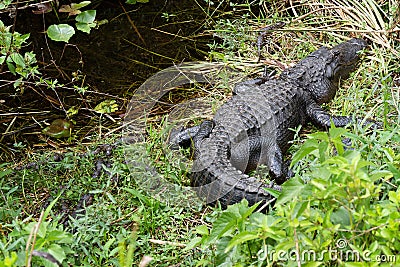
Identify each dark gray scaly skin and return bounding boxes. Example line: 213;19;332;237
170;38;375;208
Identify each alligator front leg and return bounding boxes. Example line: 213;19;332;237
306;100;379;129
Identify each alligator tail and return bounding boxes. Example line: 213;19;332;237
191;124;281;209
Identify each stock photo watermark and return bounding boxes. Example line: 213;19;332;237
123;62;240;207
261;239;397;263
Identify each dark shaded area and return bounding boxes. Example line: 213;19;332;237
0;0;214;161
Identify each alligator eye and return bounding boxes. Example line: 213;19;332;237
330;50;340;61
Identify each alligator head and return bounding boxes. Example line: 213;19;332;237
283;38;368;104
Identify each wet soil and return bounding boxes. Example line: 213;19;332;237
0;0;216;161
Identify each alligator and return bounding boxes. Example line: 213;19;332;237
170;38;376;208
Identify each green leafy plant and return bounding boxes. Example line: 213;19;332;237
47;1;98;42
0;20;40;88
94;99;119;114
192;127;400;266
0;197;75;267
0;0;11;9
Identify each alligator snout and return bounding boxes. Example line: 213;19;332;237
332;38;368;64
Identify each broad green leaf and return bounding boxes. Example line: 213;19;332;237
379;228;392;239
184;236;202;251
331;206;351;227
76;10;96;23
291;201;308;219
71;1;91;10
209;212;238;242
291;139;319;167
76;22;96;33
6;61;15;74
263;186;281;198
3;251;18;266
195;225;209;236
368;170;393;183
318;140;328;162
47;24;75;42
329;126;347;139
388;190;399;205
276;176;310;205
46;230;73;243
23;221;48;239
10;53;25;67
215;236;239;266
309;131;329;141
225;231;259;252
42;119;73;138
238;199;259;219
47;243;66;263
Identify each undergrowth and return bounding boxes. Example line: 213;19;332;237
190;127;400;266
1;0;399;266
0;139;209;266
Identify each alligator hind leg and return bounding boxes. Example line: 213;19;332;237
230;136;290;184
264;143;290;184
192;120;215;150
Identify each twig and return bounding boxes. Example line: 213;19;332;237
148;238;186;248
0;111;51;116
139;256;153;267
111;209;137;225
26;210;45;267
0;116;16;143
119;1;146;45
150;27;195;41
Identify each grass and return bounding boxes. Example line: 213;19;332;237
1;138;214;266
1;0;400;266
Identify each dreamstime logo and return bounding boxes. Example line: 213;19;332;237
336;238;347;249
122;61;247;207
260;239;396;263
